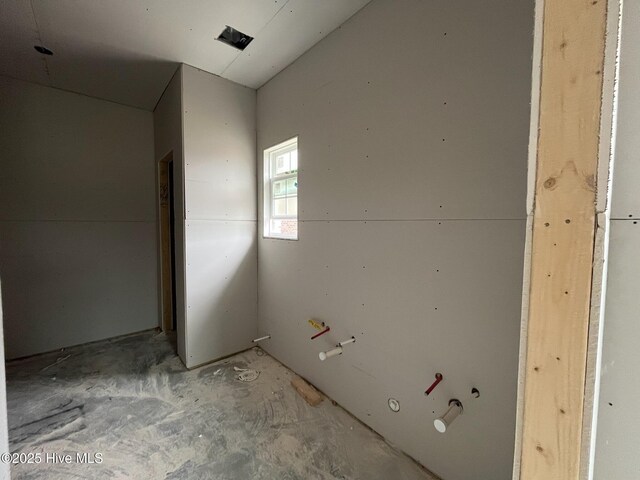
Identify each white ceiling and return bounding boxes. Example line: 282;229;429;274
0;0;370;110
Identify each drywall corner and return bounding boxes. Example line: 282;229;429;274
0;76;157;359
181;64;258;368
154;65;187;363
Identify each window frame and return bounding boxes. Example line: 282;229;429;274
263;136;299;240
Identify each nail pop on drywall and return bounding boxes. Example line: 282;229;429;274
252;335;271;343
434;399;463;433
424;373;444;396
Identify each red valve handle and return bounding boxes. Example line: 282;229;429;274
425;373;443;396
311;326;331;340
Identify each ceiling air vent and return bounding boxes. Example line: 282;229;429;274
34;45;53;55
216;25;254;51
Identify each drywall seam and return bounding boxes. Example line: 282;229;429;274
525;0;545;217
580;1;622;478
219;0;291;77
300;218;525;223
0;219;152;224
152;63;182;112
253;1;374;91
0;73;152;112
512;215;534;480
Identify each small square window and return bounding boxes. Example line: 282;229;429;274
264;137;298;239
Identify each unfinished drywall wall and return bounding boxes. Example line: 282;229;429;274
609;2;640;220
181;65;257;368
0;76;157;359
594;2;640;477
256;1;533;479
153;65;257;368
154;66;187;361
0;282;10;480
594;223;639;478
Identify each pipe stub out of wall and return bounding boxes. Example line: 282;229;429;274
434;399;463;433
252;335;271;343
319;346;343;361
338;336;356;347
319;337;356;361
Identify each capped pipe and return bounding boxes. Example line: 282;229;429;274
319;346;343;361
434;399;463;433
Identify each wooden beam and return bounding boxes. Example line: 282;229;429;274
519;0;608;478
158;152;173;333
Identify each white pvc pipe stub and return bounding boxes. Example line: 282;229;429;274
319;346;343;361
434;399;463;433
252;335;271;343
338;336;356;347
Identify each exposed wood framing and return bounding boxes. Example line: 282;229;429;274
513;0;546;475
519;0;610;478
158;152;174;332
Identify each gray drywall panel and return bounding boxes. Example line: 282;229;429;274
184;220;257;368
611;1;640;218
594;220;640;478
181;65;258;367
154;66;188;362
0;76;158;359
0;282;10;480
183;65;257;221
257;0;533;222
0;221;157;359
258;220;525;480
256;0;533;478
593;5;640;473
0;76;155;222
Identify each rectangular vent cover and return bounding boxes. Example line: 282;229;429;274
216;26;254;51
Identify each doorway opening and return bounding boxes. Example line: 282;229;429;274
158;152;177;333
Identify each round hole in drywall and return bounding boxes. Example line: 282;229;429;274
388;398;400;413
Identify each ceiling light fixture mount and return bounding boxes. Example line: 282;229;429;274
216;26;253;51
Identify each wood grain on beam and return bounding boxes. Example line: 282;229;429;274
159;154;173;333
520;0;607;478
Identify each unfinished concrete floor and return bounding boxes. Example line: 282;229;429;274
5;330;437;479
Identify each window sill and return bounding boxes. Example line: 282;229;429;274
263;235;299;241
